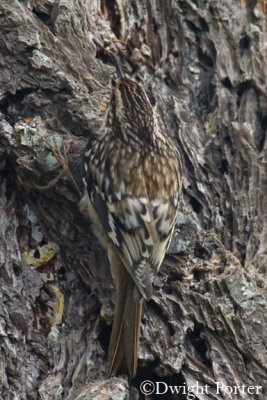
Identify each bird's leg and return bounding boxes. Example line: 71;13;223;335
34;137;82;196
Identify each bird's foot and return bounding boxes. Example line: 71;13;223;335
34;137;82;196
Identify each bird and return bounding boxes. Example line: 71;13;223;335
81;54;182;378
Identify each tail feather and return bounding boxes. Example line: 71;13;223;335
108;257;143;378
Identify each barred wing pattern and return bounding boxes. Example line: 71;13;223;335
83;132;182;300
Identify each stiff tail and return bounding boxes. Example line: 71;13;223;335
108;254;143;379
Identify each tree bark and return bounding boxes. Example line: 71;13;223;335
0;1;266;399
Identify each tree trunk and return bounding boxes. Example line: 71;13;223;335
0;1;266;399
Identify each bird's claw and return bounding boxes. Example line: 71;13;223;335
34;137;82;196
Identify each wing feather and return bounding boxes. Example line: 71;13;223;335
84;136;181;299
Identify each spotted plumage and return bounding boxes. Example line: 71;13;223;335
81;59;182;377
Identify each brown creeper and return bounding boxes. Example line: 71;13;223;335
81;55;182;378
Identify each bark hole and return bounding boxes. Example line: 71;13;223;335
101;0;121;38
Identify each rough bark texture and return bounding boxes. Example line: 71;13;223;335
0;1;266;399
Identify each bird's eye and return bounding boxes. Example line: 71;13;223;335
111;78;116;87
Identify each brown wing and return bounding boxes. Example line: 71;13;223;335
83;134;182;300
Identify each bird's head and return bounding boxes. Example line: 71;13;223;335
107;55;154;145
